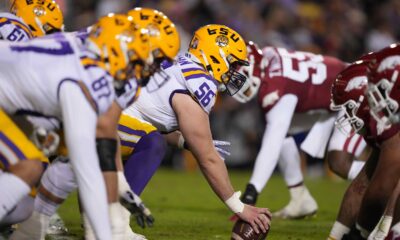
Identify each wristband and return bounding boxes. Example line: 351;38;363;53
177;134;189;150
177;134;185;149
225;191;245;213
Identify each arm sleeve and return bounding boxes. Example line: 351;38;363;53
249;94;298;192
59;82;112;239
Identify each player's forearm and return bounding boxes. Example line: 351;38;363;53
96;101;122;138
197;152;235;201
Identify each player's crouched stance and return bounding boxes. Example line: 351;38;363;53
0;14;143;239
328;49;400;239
12;10;176;240
124;24;272;233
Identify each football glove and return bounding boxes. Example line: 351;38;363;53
213;140;231;160
120;190;155;228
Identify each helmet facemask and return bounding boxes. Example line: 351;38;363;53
233;49;265;103
219;51;249;96
367;75;399;134
331;97;365;137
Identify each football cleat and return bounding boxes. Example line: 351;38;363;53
126;229;147;240
272;187;318;219
46;213;68;236
241;183;258;205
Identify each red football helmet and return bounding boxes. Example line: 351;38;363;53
330;60;370;136
367;65;400;134
233;41;267;103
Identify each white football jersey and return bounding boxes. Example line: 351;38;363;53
0;12;32;42
124;53;218;133
0;32;115;129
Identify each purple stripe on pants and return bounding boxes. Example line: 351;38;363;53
0;132;26;160
124;131;166;195
118;125;147;137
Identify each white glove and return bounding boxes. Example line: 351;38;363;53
213;140;231;160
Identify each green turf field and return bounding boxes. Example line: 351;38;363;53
58;168;349;239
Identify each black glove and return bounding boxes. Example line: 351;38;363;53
120;190;155;228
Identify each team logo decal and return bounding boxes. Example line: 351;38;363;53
33;5;45;17
345;76;367;92
216;35;229;47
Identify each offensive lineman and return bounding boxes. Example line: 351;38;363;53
28;24;273;237
12;8;180;240
0;14;144;239
0;0;63;231
123;24;272;234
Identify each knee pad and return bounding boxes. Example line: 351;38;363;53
96;138;117;171
40;159;77;200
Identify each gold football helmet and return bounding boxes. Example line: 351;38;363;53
10;0;64;37
87;13;150;83
188;24;249;95
128;7;180;60
127;8;180;82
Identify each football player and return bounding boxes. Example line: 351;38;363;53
0;0;63;233
19;22;272;237
233;41;367;219
121;24;271;234
13;9;180;240
328;44;400;239
0;0;63;42
0;14;143;240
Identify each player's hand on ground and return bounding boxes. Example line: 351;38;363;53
236;204;271;234
120;190;155;228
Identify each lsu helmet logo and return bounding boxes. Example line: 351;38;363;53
216;35;229;47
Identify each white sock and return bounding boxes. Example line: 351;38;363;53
9;211;50;240
278;137;304;187
289;184;306;199
328;221;350;240
109;202;125;240
35;193;60;216
348;161;365;180
0;173;30;219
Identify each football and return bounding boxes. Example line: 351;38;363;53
231;219;269;240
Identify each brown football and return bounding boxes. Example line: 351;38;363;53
231;219;269;240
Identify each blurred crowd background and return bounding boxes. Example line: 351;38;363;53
1;0;398;170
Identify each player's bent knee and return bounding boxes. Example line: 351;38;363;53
0;195;34;227
327;151;353;179
41;160;77;200
96;138;117;172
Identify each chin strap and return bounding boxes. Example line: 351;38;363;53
35;17;46;36
199;49;214;77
